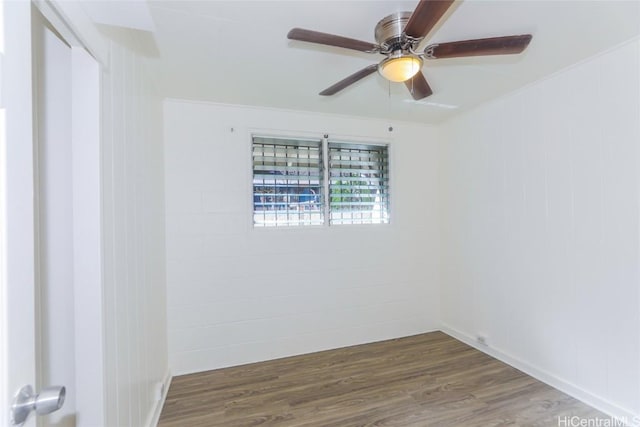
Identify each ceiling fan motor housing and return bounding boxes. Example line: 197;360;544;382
374;11;415;53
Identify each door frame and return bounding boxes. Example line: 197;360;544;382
69;34;105;427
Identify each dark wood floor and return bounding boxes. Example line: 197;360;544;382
158;331;604;426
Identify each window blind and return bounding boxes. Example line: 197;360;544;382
328;142;389;225
252;136;323;227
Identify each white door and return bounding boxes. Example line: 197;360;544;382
1;1;40;426
1;2;102;426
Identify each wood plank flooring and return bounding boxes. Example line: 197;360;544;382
158;332;605;426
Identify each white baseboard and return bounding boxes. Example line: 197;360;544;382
440;325;639;427
146;371;172;427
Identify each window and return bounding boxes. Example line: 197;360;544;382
252;135;389;227
329;142;389;225
252;136;323;227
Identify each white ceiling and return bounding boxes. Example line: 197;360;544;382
86;0;640;124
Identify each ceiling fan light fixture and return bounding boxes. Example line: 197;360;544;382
379;53;423;82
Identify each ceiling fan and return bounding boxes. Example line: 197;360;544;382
287;0;532;100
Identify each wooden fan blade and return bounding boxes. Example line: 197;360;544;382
288;28;379;52
404;0;456;39
320;64;378;96
427;35;532;59
405;71;433;100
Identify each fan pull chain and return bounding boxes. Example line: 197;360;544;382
387;80;392;115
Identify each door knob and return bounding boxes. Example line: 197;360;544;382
10;385;66;425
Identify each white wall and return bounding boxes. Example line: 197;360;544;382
439;39;640;421
100;38;168;427
164;100;441;375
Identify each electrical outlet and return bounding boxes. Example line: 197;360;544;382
155;382;165;401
